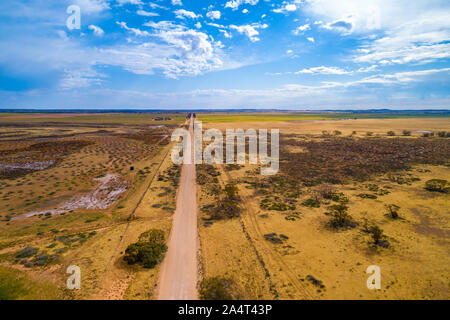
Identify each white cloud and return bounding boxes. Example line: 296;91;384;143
220;30;232;38
195;22;202;29
206;10;221;20
357;65;378;73
116;21;150;36
116;0;143;5
285;4;297;11
60;69;103;90
225;0;259;11
88;25;104;36
229;23;268;42
305;0;450;65
307;37;315;43
174;9;201;19
171;0;182;5
74;0;110;14
137;10;159;17
326;67;450;87
149;2;168;10
242;9;249;14
293;24;310;35
106;21;227;78
295;66;351;75
273;3;298;14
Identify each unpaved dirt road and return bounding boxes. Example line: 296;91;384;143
157;117;199;300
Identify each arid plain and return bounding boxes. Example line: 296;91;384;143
0;112;449;300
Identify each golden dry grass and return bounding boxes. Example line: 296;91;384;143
197;118;450;300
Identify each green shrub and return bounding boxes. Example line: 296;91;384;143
16;247;38;259
199;277;234;300
357;193;378;199
387;131;395;136
437;131;446;137
123;229;167;268
301;198;320;208
402;130;411;136
425;179;449;193
138;229;165;243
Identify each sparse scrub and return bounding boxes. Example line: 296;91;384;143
281;136;449;186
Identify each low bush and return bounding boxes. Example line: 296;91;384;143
425;179;449;193
16;247;38;259
301;198;320;208
402;130;411;136
199;277;235;300
387;131;396;136
357;193;378;199
123;229;167;268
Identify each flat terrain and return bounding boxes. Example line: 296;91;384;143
0;114;183;299
197;116;450;299
0;111;449;300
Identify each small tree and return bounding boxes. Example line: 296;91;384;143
385;204;400;219
224;183;238;199
199;277;234;300
366;132;373;136
437;131;446;137
387;131;395;136
402;130;411;136
371;225;384;245
328;204;356;229
334;130;342;136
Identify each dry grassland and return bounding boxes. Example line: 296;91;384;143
198;118;450;299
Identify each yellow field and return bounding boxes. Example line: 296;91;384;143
0;113;449;300
197;118;450;299
0;116;184;299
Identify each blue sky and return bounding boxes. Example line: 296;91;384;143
0;0;449;109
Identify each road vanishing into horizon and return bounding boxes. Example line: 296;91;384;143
157;116;199;300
